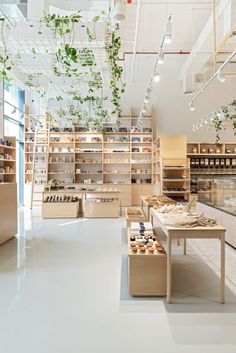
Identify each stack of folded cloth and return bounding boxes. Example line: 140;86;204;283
130;222;153;236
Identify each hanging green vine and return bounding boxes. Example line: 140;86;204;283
105;30;126;119
0;10;126;129
212;100;236;143
0;17;12;81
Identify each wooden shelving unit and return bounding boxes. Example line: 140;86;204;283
24;116;154;206
187;142;236;194
152;135;189;199
0;136;16;184
161;158;190;201
45;123;153;186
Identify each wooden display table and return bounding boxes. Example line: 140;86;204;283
84;190;121;217
42;201;80;218
150;208;226;303
42;188;121;218
0;183;17;244
128;228;167;296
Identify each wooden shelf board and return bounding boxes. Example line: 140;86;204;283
0;159;16;162
104;142;130;144
163;178;189;181
0;145;16;150
75;151;102;153
75;161;102;164
104;162;130;164
188;153;236;156
75;142;102;144
49;162;74;164
49;152;74;154
75;173;103;175
131;142;152;144
49;141;74;144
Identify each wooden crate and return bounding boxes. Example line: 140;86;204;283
42;201;80;218
126;208;146;227
84;201;119;218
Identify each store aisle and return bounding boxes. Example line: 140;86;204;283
0;207;236;353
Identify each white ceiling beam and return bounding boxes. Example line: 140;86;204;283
130;0;141;82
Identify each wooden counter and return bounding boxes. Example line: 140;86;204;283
0;183;17;245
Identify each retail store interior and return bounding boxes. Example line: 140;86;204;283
1;0;236;352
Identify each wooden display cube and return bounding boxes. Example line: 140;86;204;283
42;201;80;218
128;227;167;296
126;208;146;227
129;252;167;296
84;201;119;218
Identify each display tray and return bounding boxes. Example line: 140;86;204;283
126;208;146;227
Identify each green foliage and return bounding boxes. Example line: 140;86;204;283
212;100;236;143
105;30;125;118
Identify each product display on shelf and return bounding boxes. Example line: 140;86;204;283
0;136;16;184
24;117;153;188
187;142;236;193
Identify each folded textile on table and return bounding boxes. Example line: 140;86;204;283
162;212;217;228
158;204;184;214
130;230;154;236
131;222;153;231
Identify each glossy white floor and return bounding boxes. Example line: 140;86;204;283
1;207;236;353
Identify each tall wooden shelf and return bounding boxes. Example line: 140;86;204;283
24;116;154;206
152;135;190;200
187;142;236;194
40;128;153;186
0;136;16;184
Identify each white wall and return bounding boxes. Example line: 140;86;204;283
123;54;236;142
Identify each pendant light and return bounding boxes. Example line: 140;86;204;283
157;51;164;64
217;69;226;83
114;1;126;22
144;95;150;104
142;104;147;114
164;16;172;44
153;72;160;82
189;101;195;111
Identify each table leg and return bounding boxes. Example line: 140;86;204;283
221;234;225;304
184;238;187;255
167;235;172;303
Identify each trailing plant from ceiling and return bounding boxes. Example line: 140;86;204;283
0;16;13;81
24;73;46;98
211;100;236;143
105;29;126;118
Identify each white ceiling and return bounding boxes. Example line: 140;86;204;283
0;0;216;115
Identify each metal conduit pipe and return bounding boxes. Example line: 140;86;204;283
118;50;191;60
